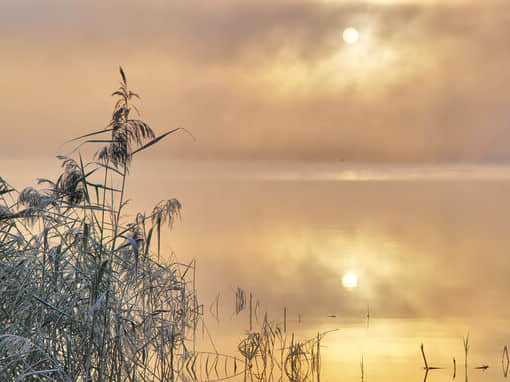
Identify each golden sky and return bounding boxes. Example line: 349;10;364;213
2;0;510;161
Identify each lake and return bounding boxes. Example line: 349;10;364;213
3;159;510;381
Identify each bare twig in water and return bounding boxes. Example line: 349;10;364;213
464;332;470;372
421;343;441;371
502;345;509;377
360;353;364;382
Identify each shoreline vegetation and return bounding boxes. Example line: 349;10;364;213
0;69;330;382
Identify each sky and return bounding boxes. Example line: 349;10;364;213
2;0;510;161
2;0;510;358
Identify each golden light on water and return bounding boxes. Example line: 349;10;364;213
342;272;358;289
342;27;359;44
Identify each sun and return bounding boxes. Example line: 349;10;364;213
342;27;359;44
342;272;358;289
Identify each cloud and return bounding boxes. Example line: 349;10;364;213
1;0;510;161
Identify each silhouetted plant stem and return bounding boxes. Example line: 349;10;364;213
421;343;429;370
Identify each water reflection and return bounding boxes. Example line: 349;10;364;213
503;346;509;377
6;160;510;381
201;316;510;382
422;367;495;382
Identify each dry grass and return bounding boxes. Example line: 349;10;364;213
234;312;334;382
0;68;198;381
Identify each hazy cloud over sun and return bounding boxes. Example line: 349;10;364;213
1;0;510;162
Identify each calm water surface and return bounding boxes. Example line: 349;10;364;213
4;159;510;381
204;317;510;382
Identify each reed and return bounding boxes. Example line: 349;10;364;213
360;353;364;382
284;307;287;333
463;332;470;372
0;68;197;381
233;309;333;382
503;346;509;378
420;344;441;371
421;343;429;370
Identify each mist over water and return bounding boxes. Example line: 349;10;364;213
133;160;510;381
3;159;509;380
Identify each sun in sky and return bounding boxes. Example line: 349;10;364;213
342;272;358;289
343;27;359;44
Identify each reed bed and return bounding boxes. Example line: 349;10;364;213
228;293;336;382
0;68;199;381
236;315;327;382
